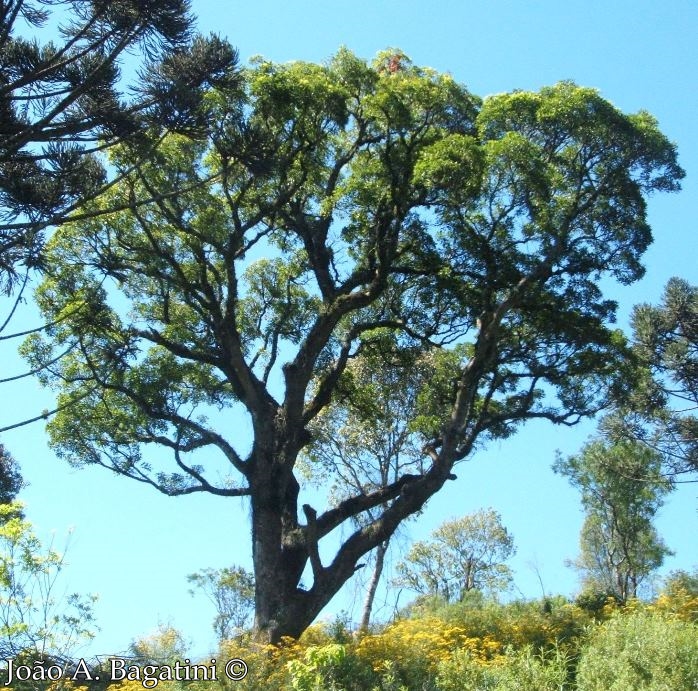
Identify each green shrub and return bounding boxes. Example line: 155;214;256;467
287;643;376;691
494;646;571;691
435;645;570;691
576;609;698;690
574;588;622;620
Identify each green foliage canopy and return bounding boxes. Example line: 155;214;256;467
395;509;516;601
24;49;684;641
0;444;22;509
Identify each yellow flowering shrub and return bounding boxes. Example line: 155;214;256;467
498;602;588;652
208;599;590;689
216;635;304;690
651;587;698;623
108;683;175;691
436;597;591;659
436;645;571;691
355;615;501;687
297;622;341;647
94;594;695;690
46;683;90;691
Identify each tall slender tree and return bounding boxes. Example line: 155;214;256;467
555;439;672;601
188;566;255;641
25;50;683;642
1;501;97;663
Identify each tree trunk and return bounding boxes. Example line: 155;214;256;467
248;436;311;643
251;502;307;643
359;540;388;633
248;420;458;642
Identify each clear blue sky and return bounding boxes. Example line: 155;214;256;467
2;0;696;659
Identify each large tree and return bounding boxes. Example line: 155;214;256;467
554;439;672;601
24;49;683;642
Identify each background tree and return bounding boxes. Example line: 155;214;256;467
0;443;22;509
0;502;97;662
24;49;683;642
302;345;431;631
604;277;698;481
0;446;94;666
554;439;673;601
395;509;516;602
0;0;240;294
129;623;188;665
188;565;255;641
